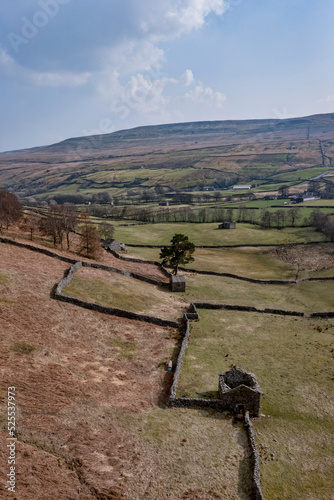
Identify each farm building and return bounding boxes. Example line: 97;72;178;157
170;275;186;292
218;367;262;417
102;239;125;253
232;184;252;190
218;221;236;229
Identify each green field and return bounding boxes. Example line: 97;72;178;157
270;166;332;183
115;222;325;246
181;274;334;313
112;406;251;498
127;246;297;279
176;309;334;499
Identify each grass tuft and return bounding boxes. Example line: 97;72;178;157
11;342;36;355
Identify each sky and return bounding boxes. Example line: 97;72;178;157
0;0;334;152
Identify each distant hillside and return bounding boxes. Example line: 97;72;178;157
1;113;334;199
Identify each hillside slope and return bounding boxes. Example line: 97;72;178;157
1;113;334;197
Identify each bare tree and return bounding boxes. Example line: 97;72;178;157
99;221;115;240
59;204;78;250
39;205;63;247
78;212;102;259
20;213;39;240
0;188;22;232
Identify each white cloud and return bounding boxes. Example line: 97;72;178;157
182;69;195;86
139;0;228;40
98;70;177;120
165;0;227;34
185;83;226;107
125;74;170;113
100;40;165;76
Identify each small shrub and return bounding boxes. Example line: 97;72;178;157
11;342;36;355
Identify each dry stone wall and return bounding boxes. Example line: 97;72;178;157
311;312;334;318
56;261;83;294
193;302;305;317
244;412;265;500
0;237;76;264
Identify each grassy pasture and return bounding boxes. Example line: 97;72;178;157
270;166;332;183
115;222;325;246
127;243;334;280
182;274;334;313
63;267;187;321
126;246;297;279
301;199;334;207
177;309;334;499
113;406;251;499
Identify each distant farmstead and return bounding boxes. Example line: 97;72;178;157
232;184;252;190
218;221;236;229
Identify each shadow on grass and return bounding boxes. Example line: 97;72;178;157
50;282;58;299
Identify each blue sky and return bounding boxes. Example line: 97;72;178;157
0;0;333;152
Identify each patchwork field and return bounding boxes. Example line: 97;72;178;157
176;310;334;499
2;114;334;198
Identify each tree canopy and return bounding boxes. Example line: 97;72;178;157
159;233;195;275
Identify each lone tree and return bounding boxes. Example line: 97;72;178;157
160;233;195;275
